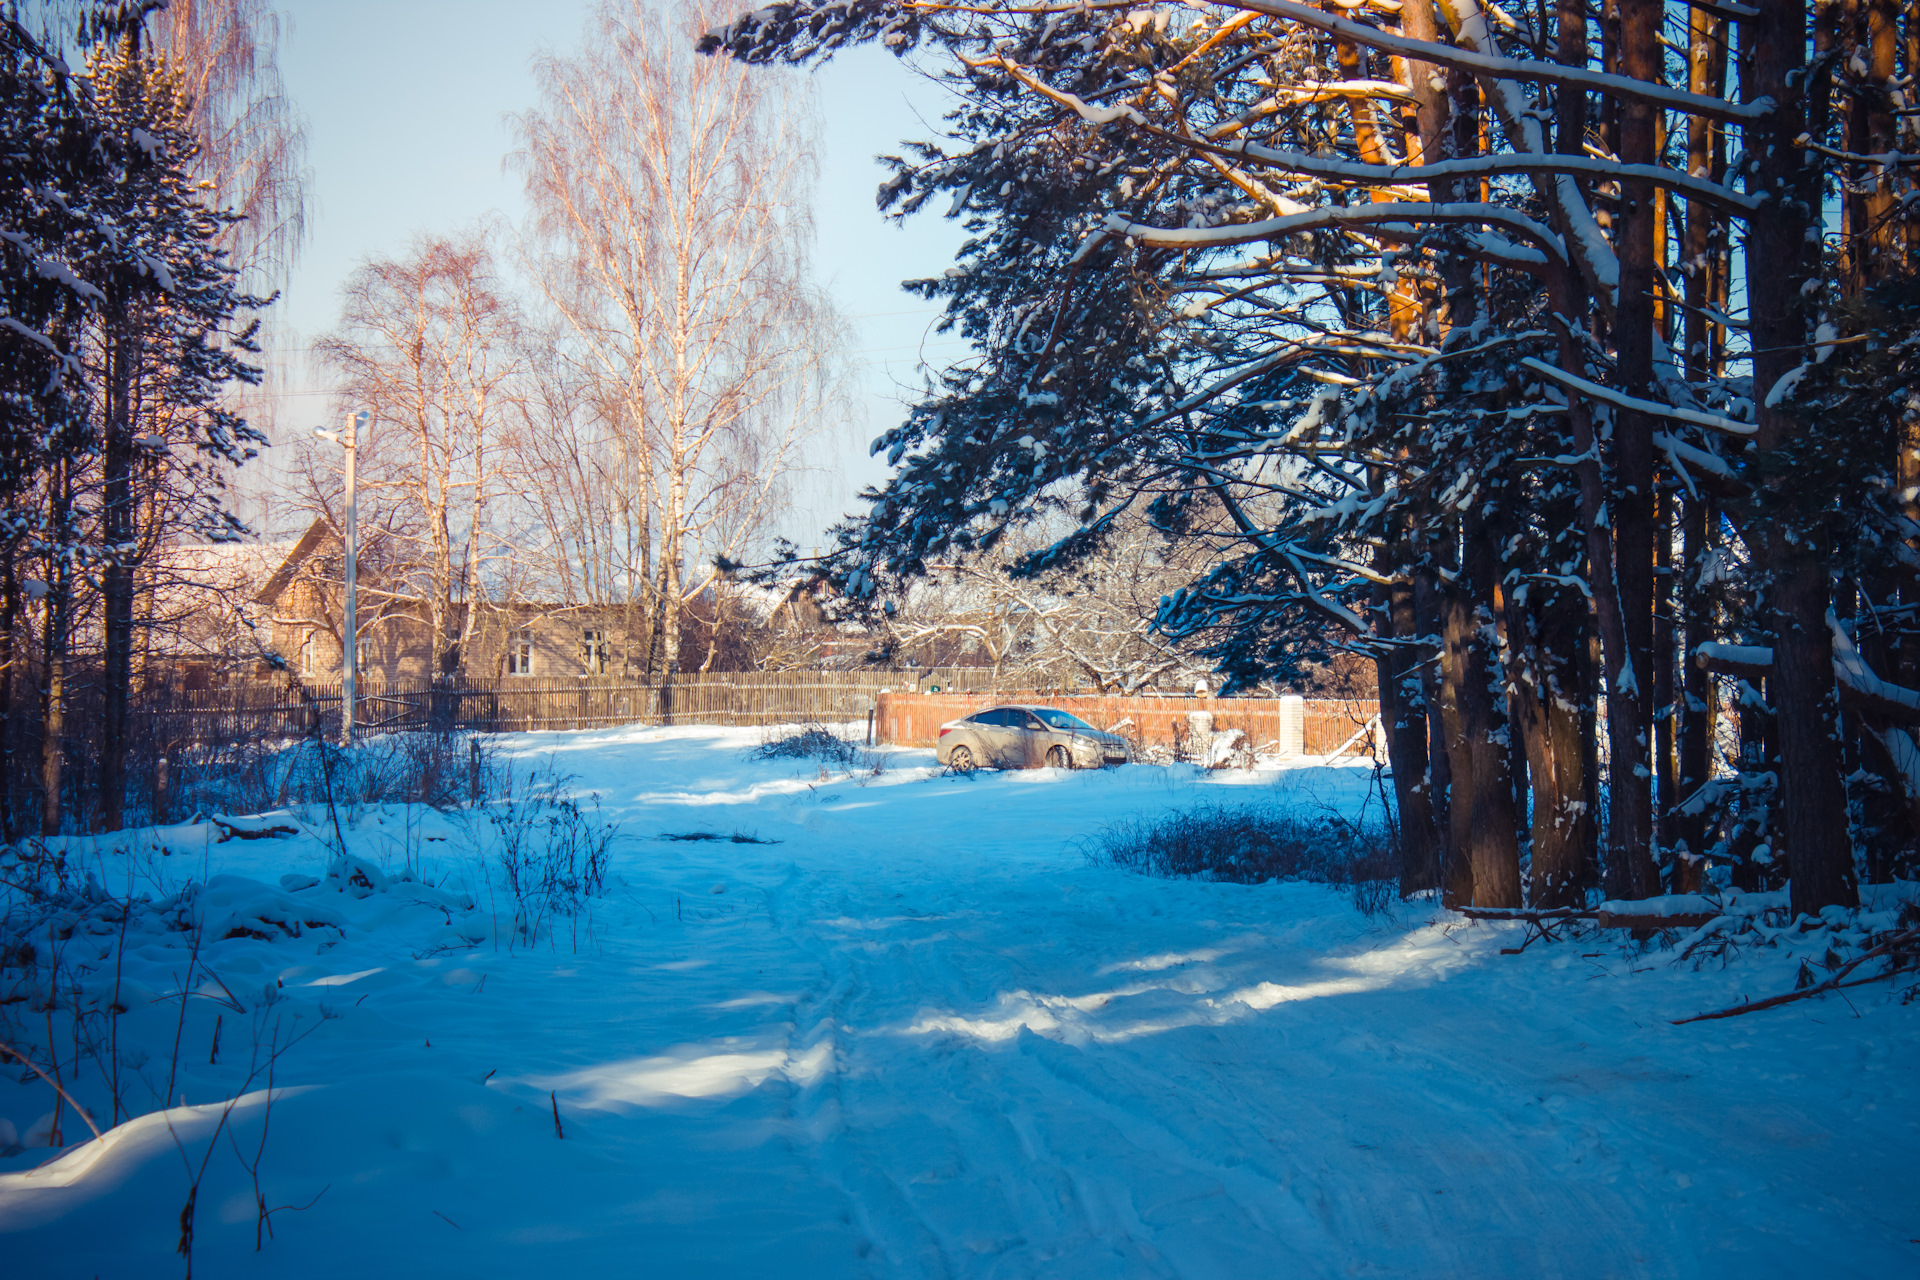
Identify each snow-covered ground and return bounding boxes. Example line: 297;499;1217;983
2;725;1915;1278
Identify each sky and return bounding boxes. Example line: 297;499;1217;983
266;0;971;547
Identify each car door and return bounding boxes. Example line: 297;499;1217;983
955;710;1003;764
1009;709;1052;768
975;708;1021;766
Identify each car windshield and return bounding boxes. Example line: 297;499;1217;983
1032;709;1096;732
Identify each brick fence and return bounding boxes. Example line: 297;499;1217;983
873;691;1381;759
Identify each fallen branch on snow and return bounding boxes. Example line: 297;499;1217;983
1458;905;1719;931
1672;927;1920;1024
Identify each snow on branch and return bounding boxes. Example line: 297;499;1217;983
1211;141;1763;215
1830;612;1920;724
1691;642;1773;680
1695;622;1920;729
970;54;1147;127
1233;0;1770;125
1518;358;1756;437
1102;201;1566;265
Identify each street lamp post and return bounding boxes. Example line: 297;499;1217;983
315;411;369;746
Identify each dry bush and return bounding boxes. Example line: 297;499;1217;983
749;722;869;768
481;760;621;947
1084;801;1397;916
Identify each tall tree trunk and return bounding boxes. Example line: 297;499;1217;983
1508;582;1591;908
1654;486;1677;870
1674;493;1715;890
0;548;16;842
1417;569;1454;881
1732;678;1773;891
1672;8;1727;891
1602;0;1662;899
1438;514;1522;908
1378;564;1440;896
1745;0;1858;915
40;547;68;840
100;314;138;833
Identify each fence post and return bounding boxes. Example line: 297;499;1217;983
1278;695;1306;758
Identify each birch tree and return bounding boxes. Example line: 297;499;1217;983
512;0;847;676
310;233;520;685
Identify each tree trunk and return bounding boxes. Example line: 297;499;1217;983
1674;492;1715;890
1672;14;1725;891
1508;584;1591;908
40;555;67;840
1745;0;1858;916
1438;515;1522;908
0;549;16;842
1600;0;1663;900
99;315;138;833
1378;568;1440;896
1417;570;1454;882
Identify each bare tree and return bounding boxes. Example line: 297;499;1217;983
152;0;308;287
307;232;521;685
881;516;1216;693
510;0;847;676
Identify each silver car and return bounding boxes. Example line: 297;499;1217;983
936;704;1132;771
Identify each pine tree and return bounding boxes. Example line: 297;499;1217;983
78;8;266;830
708;0;1920;909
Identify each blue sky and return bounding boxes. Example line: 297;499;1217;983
269;0;969;544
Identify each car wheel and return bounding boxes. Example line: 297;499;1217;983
948;745;975;772
1046;744;1071;770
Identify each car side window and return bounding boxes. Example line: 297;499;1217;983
1014;711;1044;731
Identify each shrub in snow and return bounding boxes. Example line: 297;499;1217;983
1084;801;1396;915
160;730;494;833
750;723;874;770
479;762;623;945
190;875;347;941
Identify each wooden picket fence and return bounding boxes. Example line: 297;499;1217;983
139;668;1004;744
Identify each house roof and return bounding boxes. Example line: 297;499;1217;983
253;518;335;607
141;537;302;660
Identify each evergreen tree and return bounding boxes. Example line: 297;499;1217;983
77;9;266;828
709;1;1920;909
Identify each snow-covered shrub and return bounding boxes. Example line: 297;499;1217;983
1;838;199;1148
1084;801;1396;914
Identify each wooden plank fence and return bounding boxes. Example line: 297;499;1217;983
874;691;1382;759
138;670;1382;755
138;668;1010;744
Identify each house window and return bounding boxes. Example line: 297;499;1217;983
299;630;314;676
582;629;608;675
507;630;533;676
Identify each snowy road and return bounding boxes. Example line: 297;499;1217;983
3;726;1915;1277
